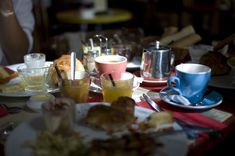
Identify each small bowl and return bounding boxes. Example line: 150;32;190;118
26;93;55;112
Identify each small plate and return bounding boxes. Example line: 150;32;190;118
143;77;167;85
159;87;223;110
133;71;168;87
26;93;55;112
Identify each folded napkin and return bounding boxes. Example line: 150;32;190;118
167;94;191;106
0;104;8;118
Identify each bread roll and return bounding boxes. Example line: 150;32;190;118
51;55;85;85
54;55;85;72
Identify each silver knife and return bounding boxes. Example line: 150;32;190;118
143;93;163;112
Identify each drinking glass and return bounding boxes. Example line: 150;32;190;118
24;53;46;68
17;65;49;93
59;71;90;103
100;71;134;102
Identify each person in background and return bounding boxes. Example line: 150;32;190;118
0;0;34;65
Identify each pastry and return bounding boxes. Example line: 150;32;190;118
200;51;231;76
0;66;18;84
146;111;173;129
85;97;136;133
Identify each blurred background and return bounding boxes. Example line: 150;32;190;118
32;0;235;60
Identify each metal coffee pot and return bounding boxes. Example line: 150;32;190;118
140;41;173;80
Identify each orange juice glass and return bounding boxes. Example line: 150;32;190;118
60;71;90;103
100;71;134;102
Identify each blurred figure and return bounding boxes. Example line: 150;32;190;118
0;0;34;65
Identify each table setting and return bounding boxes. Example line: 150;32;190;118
1;28;235;156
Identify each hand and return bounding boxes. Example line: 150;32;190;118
0;0;14;17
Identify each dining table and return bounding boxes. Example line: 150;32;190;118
56;8;133;31
1;67;235;156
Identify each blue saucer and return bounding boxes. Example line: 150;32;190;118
159;87;223;110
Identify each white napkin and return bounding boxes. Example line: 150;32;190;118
168;94;191;106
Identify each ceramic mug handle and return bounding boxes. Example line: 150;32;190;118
167;76;182;95
133;76;143;90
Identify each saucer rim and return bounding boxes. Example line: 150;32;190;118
159;87;223;110
142;78;167;84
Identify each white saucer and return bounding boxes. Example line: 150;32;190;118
142;77;167;85
159;87;223;110
26;93;55;112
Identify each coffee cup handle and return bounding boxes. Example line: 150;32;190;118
133;76;143;90
167;76;182;95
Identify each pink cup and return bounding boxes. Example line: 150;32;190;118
95;55;127;76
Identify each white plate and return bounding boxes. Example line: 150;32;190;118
209;73;235;90
159;87;223;110
0;62;59;97
127;56;141;69
5;103;188;156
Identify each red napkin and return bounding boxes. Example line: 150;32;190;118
0;104;8;118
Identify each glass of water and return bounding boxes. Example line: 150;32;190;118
24;53;46;68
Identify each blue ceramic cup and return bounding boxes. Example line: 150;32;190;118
167;63;211;104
